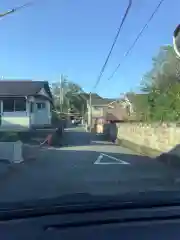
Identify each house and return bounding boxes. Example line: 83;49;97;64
86;92;150;127
103;101;129;122
86;94;113;126
121;92;149;120
86;91;149;128
0;80;53;130
86;93;129;127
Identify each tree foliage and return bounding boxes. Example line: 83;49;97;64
51;76;87;115
139;45;180;122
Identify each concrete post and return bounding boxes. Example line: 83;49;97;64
13;141;23;163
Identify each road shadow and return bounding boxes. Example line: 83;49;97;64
60;130;110;147
156;144;180;169
61;131;92;146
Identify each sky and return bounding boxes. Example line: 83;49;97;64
0;0;179;98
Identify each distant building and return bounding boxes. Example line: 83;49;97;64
86;94;129;128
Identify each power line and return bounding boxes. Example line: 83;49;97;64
0;2;33;18
12;2;33;12
93;0;132;90
107;0;165;81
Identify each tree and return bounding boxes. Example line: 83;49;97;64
51;76;87;115
140;45;180;122
141;46;180;91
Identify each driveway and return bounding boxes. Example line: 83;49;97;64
0;127;180;203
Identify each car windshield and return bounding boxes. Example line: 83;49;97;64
1;0;180;209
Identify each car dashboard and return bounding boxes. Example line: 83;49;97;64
1;202;180;239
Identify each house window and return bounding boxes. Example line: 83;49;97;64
3;99;14;112
15;99;26;111
36;102;46;110
3;99;26;112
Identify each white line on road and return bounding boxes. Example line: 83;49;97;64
94;153;130;165
94;154;103;164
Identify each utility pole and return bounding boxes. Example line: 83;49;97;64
81;103;84;124
60;74;63;113
89;92;92;131
59;75;61;113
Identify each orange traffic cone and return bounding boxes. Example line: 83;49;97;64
47;134;52;146
40;134;52;147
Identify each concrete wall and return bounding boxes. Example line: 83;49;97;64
0;141;23;163
116;122;180;154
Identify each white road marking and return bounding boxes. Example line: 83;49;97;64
101;153;130;164
94;154;103;164
94;153;130;165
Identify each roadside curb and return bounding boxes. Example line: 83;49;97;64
117;138;180;168
117;138;161;158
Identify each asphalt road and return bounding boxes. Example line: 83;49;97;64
0;126;180;203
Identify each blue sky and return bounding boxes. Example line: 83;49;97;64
0;0;179;98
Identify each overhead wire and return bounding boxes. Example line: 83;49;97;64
93;0;132;90
11;2;33;12
0;2;33;18
107;0;165;82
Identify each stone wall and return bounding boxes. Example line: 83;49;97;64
116;122;180;155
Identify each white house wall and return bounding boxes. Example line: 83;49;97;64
0;94;52;129
35;99;51;125
29;99;51;126
1;99;30;129
1;112;30;129
0;97;52;129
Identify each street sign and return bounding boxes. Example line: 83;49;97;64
173;24;180;58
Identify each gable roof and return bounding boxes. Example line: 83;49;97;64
0;80;52;98
73;92;117;106
90;94;117;106
104;102;128;121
